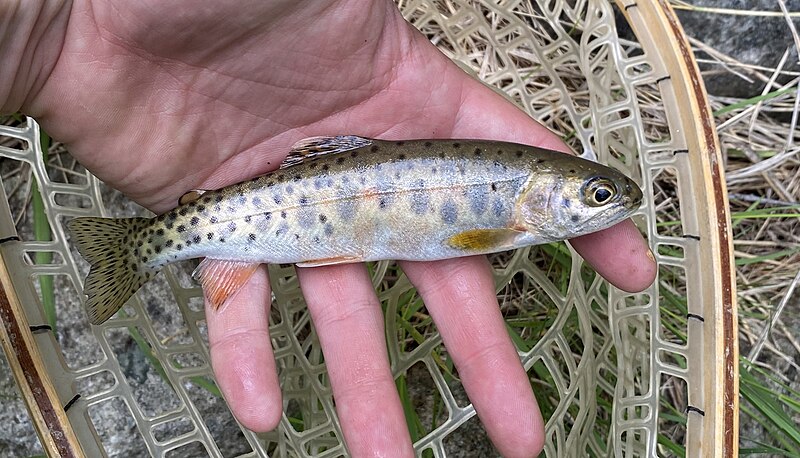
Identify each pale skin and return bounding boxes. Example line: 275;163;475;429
2;1;657;456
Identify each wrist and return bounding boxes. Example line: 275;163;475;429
0;0;71;114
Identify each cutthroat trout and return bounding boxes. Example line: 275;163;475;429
68;136;643;324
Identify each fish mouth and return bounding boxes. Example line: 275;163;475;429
619;178;643;211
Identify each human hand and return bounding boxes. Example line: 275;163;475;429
5;1;656;456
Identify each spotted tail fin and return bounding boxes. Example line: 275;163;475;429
67;217;158;324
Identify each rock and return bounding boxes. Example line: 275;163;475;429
674;0;800;98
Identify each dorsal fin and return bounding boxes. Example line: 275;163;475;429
280;135;373;169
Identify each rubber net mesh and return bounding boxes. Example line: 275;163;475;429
0;0;704;456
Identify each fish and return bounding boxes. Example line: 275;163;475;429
67;135;643;324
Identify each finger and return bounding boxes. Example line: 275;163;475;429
400;256;545;458
206;265;282;431
569;219;657;292
296;263;413;458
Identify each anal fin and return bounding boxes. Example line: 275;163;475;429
296;255;364;268
192;258;260;309
447;229;524;251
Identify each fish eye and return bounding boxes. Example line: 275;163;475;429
583;178;617;207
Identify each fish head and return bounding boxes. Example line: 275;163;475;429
516;159;643;241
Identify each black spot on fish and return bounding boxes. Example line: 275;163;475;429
293;174;302;182
453;142;461;148
281;211;287;219
136;240;143;247
313;236;320;244
395;141;405;146
185;239;192;247
379;198;388;209
206;232;214;240
190;216;200;226
299;196;309;205
350;151;358;158
249;233;256;242
569;169;576;174
228;222;237;232
563;199;571;208
294;233;300;240
177;225;186;233
273;195;282;204
309;162;317;169
319;214;327;223
322;164;329;171
571;214;580;222
398;154;406;160
210;216;218;224
154;245;162;254
275;225;287;237
266;181;275;188
197;205;206;212
371;145;379;152
215;194;223;203
474;148;482;156
516;150;524;158
165;240;173;247
202;196;212;203
276;174;285;181
219;237;225;243
193;235;201;244
491;183;498;192
156;228;165;236
336;157;345;164
244;215;251;223
263;212;272;220
168;211;178;220
142;256;149;262
424;141;432;147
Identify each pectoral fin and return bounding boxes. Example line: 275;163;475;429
447;229;523;251
192;258;260;309
296;255;364;268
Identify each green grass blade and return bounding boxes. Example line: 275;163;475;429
32;131;55;330
713;86;798;116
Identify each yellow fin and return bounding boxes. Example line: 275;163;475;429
447;229;522;251
296;255;364;268
178;189;210;205
192;258;260;310
281;136;373;169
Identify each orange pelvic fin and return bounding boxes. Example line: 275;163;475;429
192;258;260;309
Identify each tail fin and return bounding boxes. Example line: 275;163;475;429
67;217;158;324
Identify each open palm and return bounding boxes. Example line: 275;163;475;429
9;0;656;456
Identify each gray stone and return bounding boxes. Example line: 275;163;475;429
675;0;800;98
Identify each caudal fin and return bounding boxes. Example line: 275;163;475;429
67;217;157;324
